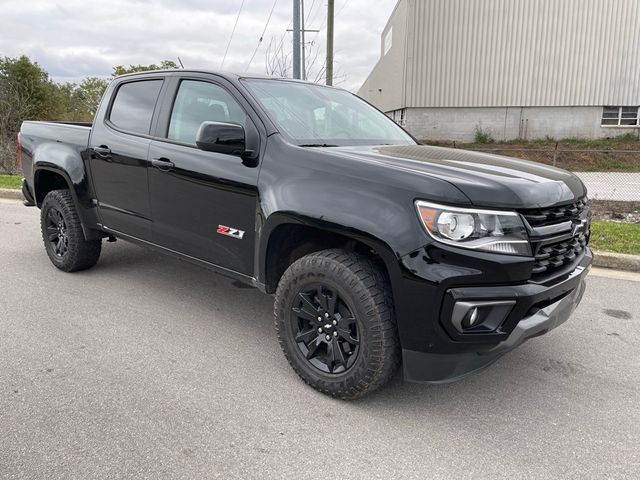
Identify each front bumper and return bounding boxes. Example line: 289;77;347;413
398;248;592;383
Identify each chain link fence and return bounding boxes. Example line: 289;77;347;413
0;138;18;175
459;145;640;202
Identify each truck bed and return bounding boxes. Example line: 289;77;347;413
19;121;93;195
21;121;92;146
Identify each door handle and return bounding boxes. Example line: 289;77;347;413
92;145;112;161
151;157;175;171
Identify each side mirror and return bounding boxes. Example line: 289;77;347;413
196;121;247;157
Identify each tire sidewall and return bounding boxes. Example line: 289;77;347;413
41;193;72;269
275;253;394;397
280;273;370;382
40;190;101;272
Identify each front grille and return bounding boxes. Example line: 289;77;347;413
532;231;588;275
520;197;591;278
521;198;589;227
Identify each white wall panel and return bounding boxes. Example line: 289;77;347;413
359;0;640;108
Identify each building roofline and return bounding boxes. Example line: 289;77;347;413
381;0;404;37
357;0;407;95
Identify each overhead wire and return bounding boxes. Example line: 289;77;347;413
220;0;246;69
245;0;280;72
309;0;349;45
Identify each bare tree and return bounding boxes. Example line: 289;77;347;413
0;79;34;173
265;36;292;78
265;35;346;86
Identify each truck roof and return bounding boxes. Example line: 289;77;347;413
113;69;318;85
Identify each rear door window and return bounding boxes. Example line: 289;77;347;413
109;80;163;135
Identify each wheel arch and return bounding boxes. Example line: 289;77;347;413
34;165;103;241
34;167;75;207
258;212;401;295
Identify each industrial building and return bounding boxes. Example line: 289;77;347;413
358;0;640;142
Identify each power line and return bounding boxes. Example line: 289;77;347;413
220;0;246;69
309;0;348;45
305;0;318;24
245;0;280;72
270;0;317;76
337;0;350;17
273;18;292;62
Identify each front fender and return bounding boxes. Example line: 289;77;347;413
256;136;470;261
257;211;401;280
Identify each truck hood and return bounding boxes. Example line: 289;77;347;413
332;144;586;209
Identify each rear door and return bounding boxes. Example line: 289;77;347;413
147;75;261;276
88;78;165;241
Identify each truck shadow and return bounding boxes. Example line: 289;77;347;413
87;240;591;416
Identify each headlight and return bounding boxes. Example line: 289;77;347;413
415;201;531;256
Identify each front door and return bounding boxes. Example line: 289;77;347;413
147;78;260;276
88;78;164;240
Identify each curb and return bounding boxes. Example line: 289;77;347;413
1;185;638;272
592;251;640;273
0;188;23;201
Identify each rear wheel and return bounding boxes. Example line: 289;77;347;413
40;190;101;272
274;249;400;399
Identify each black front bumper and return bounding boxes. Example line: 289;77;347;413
392;246;592;383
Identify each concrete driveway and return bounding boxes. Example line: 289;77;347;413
1;199;638;479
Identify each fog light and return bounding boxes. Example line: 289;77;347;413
451;300;516;333
462;307;479;329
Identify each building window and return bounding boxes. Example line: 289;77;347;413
388;108;405;127
602;106;639;127
383;27;392;56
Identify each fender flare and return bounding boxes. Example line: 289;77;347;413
33;164;103;240
34;165;78;206
257;211;403;287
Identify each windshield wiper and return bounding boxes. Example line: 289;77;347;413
299;143;340;147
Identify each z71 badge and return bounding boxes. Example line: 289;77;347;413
217;225;245;240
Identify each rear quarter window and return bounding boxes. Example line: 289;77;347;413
109;80;163;135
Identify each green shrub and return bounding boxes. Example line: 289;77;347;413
474;126;494;144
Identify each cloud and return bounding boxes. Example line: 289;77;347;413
0;0;397;91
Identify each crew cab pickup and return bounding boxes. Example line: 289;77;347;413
19;70;591;399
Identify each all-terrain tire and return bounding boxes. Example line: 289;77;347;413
274;249;400;400
40;189;101;272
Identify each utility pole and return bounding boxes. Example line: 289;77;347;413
301;0;306;80
292;0;301;79
288;0;318;80
326;0;334;85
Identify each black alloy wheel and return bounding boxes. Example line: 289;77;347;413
291;284;360;374
44;207;69;257
40;189;102;272
274;249;400;400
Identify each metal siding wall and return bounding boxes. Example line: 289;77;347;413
408;0;640;107
358;0;409;111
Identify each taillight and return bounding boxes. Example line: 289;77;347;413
16;133;22;170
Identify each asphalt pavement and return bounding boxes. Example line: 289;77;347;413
1;198;638;480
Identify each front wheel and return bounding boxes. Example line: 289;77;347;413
274;249;400;399
40;189;102;272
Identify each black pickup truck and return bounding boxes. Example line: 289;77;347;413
19;70;591;399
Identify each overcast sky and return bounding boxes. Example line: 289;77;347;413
0;0;397;91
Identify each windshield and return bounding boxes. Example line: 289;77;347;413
242;79;415;147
